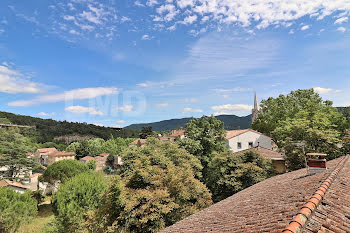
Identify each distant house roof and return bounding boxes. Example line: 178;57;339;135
99;153;110;157
0;179;28;190
169;130;185;137
47;151;75;158
234;146;285;160
30;173;42;178
80;156;95;161
37;148;58;154
162;155;350;233
225;129;269;140
129;139;147;146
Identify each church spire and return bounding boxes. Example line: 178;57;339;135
252;92;260;122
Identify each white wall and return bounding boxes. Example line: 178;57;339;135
227;131;272;153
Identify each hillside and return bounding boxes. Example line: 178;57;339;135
125;114;252;131
0;111;139;143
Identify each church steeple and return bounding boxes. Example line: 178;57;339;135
252;92;260;122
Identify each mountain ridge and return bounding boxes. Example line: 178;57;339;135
125;114;252;131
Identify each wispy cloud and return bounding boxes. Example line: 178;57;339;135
65;105;103;116
337;27;347;32
117;105;134;112
0;63;47;94
8;87;119;106
155;103;169;107
182;107;202;113
211;104;252;116
301;25;310;31
37;112;56;116
334;17;348;24
313;87;342;94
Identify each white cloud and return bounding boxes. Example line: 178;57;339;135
118;105;134;112
141;34;151;40
147;0;159;7
289;29;295;34
182;15;197;25
301;25;310;31
211;104;252;116
0;64;46;94
116;120;127;123
156;4;179;21
93;123;104;127
37;112;56;116
313;87;343;94
135;1;145;7
112;125;122;128
149;1;350;30
337;26;347;32
121;16;131;23
182;107;202;113
8;87;119;106
65;105;103;115
156;103;169;107
334;17;348;24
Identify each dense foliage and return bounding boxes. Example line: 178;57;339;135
41;160;89;184
180;115;227;181
0;111;139;143
0;188;37;233
0;128;39;181
51;172;108;232
90;138;212;233
207;151;274;202
252;89;347;170
66;137;135;159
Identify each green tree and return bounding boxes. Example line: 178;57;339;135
42;160;89;184
0;188;37;233
51;172;108;232
92;138;212;233
0;128;38;181
139;126;153;139
252;89;347;169
87;160;96;170
182;115;227;180
206;151;274;202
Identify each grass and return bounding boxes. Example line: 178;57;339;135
17;203;55;233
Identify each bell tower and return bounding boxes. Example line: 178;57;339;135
252;92;260;122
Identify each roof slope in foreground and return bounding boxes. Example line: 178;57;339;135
162;155;350;233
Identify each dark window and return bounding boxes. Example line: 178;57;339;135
248;142;253;148
237;142;242;149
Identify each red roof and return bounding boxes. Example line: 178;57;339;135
37;148;58;154
129;139;147;145
80;156;95;161
162;156;350;233
225;129;269;140
0;179;28;189
48;151;75;158
169;130;185;137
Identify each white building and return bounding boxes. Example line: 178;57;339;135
226;129;273;153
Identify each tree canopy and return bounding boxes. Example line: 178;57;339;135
41;159;89;184
0;188;37;233
206;151;274;202
51;172;108;232
90;138;212;233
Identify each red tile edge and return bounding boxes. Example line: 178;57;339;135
281;155;349;233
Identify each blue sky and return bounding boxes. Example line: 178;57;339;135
0;0;349;128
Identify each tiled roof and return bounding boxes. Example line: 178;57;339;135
169;130;185;137
48;151;75;158
80;156;95;161
162;155;350;233
225;129;269;140
129;139;147;145
0;179;28;189
234;146;285;160
37;148;58;154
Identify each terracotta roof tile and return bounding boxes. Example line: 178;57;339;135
0;179;28;189
37;148;58;154
162;156;350;233
80;156;95;161
169;130;185;137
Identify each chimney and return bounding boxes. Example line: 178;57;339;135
306;153;327;175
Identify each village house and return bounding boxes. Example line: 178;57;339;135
162;155;350;233
226;129;273;153
80;153;123;171
0;179;28;194
35;148;75;166
129;130;186;147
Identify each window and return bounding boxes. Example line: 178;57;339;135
237;142;242;149
248;142;253;148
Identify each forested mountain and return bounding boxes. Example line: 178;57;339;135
0;111;139;143
125;114;252;131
